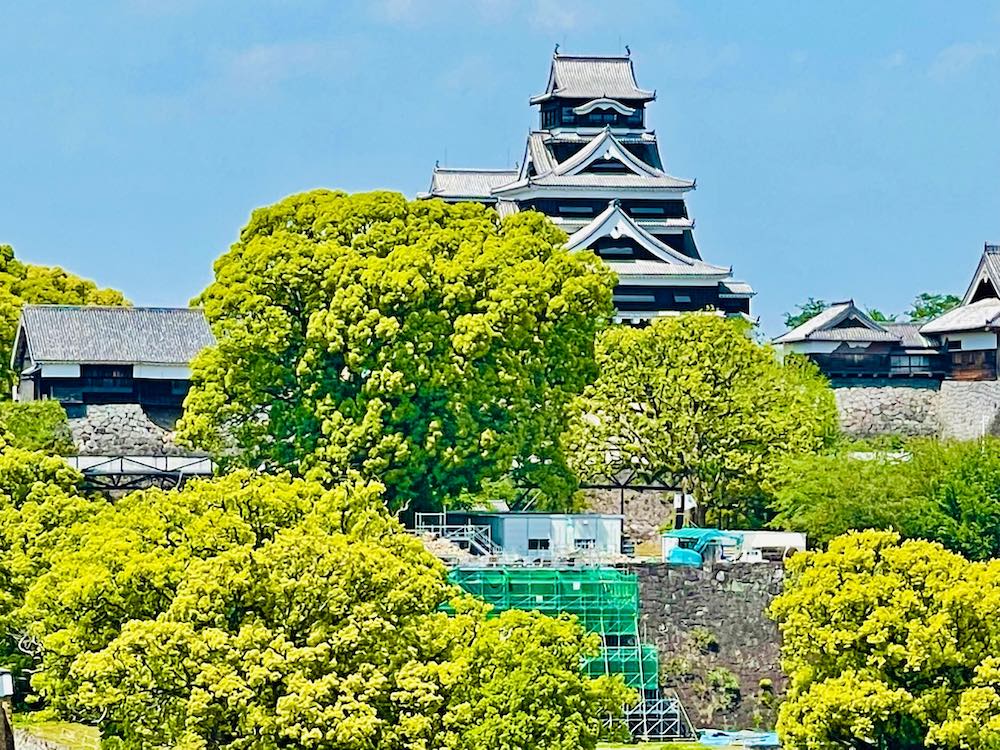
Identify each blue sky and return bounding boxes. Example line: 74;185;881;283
3;1;1000;335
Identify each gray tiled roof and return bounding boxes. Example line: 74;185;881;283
773;301;894;344
530;55;655;103
18;306;215;365
498;173;694;192
882;322;936;349
426;168;518;200
604;259;728;278
920;297;1000;334
962;245;1000;304
805;328;901;342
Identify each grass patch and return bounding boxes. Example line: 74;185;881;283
11;719;100;750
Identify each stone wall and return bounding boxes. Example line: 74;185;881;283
833;380;1000;439
633;562;784;730
937;380;1000;439
585;488;674;544
834;384;940;437
68;404;184;455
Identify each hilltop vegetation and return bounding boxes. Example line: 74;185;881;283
178;190;615;513
773;531;1000;750
0;244;127;390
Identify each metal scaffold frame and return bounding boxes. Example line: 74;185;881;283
449;566;695;740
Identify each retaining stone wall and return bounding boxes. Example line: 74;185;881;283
585;489;674;544
834;380;1000;439
834;385;940;437
68;404;183;455
936;380;1000;439
632;562;784;730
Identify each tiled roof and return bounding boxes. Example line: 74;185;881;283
425;167;518;200
805;328;901;342
882;322;936;349
17;306;215;366
920;297;1000;334
530;54;655;104
568;202;729;277
604;259;730;279
718;281;756;298
773;301;894;344
962;245;1000;304
496;173;694;194
495;200;520;218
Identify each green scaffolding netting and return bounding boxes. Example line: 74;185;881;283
449;567;659;690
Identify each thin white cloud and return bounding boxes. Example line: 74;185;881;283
530;0;579;33
222;41;329;90
929;42;997;80
882;50;907;69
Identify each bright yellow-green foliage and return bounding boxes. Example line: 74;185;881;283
176;190;615;512
0;401;73;454
0;244;127;390
770;438;1000;560
23;470;325;705
565;316;838;527
22;473;630;750
0;433;100;674
772;530;1000;750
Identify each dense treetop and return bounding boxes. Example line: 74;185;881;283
0;244;127;389
770;438;1000;560
772;531;1000;750
20;473;630;750
177;190;615;512
565;315;838;527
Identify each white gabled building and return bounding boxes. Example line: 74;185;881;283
421;50;754;324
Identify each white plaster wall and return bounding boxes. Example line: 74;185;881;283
945;331;998;350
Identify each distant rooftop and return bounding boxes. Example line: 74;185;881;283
16;305;215;366
422;167;518;201
530;53;655;104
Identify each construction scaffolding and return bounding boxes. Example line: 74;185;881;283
449;566;695;740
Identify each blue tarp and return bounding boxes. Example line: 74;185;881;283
699;729;780;748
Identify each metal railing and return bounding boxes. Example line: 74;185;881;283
414;513;501;556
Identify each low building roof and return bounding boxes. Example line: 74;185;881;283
773;301;897;345
530;53;655;104
920;297;1000;334
422;167;519;201
15;305;215;367
882;322;937;349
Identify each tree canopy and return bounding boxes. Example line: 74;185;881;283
0;244;127;389
22;473;631;750
564;315;838;527
176;190;614;513
772;530;1000;750
783;298;828;330
907;292;961;323
769;438;1000;560
0;432;101;681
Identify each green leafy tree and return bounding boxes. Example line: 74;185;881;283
907;292;961;323
783;298;828;330
866;308;897;322
771;530;1000;750
23;470;325;707
564;316;838;527
0;401;73;453
29;475;631;750
176;190;614;513
0;434;101;682
770;439;1000;559
0;244;127;390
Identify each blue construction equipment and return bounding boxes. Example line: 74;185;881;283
662;528;744;566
